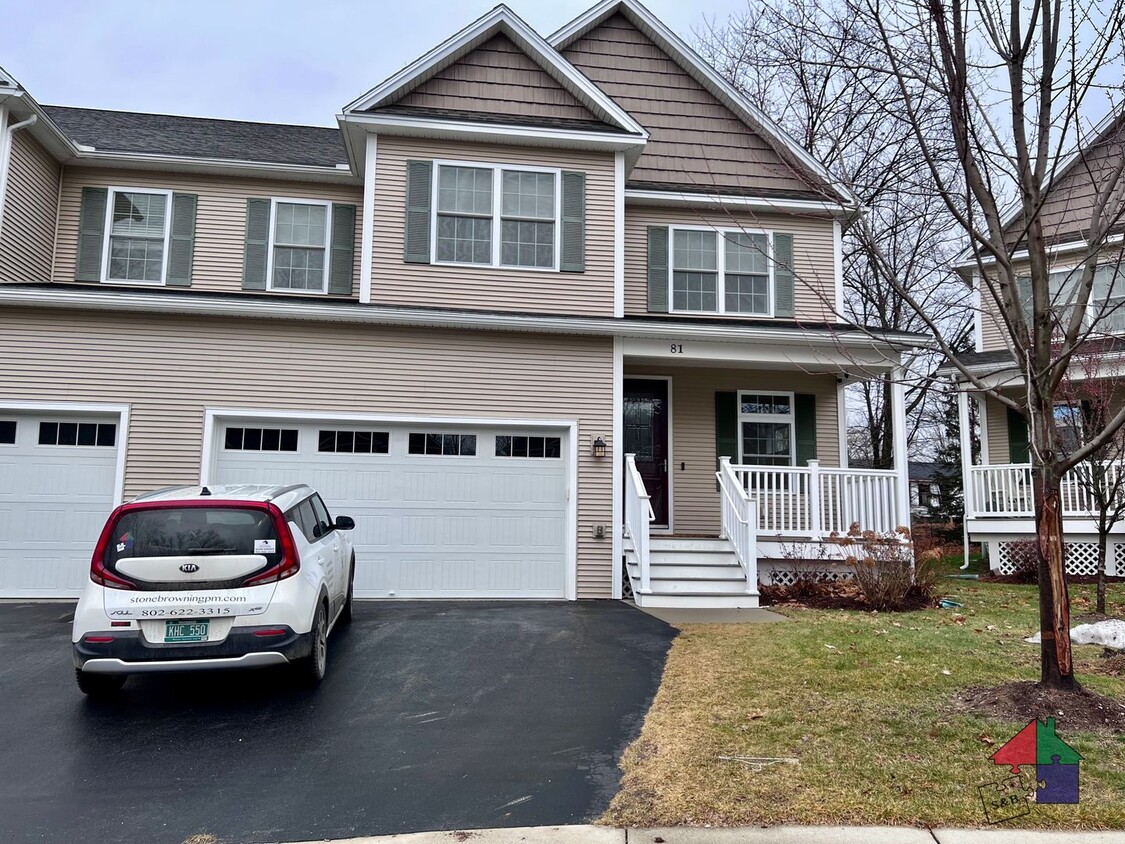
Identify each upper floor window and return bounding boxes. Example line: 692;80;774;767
433;163;558;270
269;200;331;293
105;189;172;283
1018;265;1125;334
672;228;773;316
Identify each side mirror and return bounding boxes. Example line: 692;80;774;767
334;516;356;531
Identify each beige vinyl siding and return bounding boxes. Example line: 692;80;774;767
372;136;616;315
562;14;818;196
53;168;363;297
0;131;60;283
0;309;615;597
625;205;837;322
984;393;1012;465
628;365;840;535
394;34;599;123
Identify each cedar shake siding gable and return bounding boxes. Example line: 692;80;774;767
0;130;60;284
386;33;604;126
561;13;822;197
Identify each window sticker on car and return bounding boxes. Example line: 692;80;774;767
254;539;276;554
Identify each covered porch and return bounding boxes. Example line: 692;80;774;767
615;331;914;608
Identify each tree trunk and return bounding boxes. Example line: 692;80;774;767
1096;532;1108;616
1033;462;1078;690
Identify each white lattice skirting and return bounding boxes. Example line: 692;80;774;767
760;562;854;587
993;540;1121;576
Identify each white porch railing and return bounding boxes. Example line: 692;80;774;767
729;460;904;536
968;461;1125;518
624;454;655;593
716;457;759;591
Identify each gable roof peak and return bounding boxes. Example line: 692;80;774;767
551;0;857;206
341;2;645;138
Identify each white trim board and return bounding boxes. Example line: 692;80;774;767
611;337;624;599
0;400;130;506
200;406;580;601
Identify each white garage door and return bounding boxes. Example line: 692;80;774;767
211;419;569;599
0;412;121;598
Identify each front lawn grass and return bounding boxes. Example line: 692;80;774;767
603;565;1125;829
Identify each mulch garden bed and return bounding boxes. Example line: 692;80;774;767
953;680;1125;733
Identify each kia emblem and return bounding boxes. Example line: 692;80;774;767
179;563;200;573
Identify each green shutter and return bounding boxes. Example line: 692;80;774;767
715;391;739;462
774;232;794;318
328;203;356;295
795;393;818;465
166;193;197;287
560;171;586;272
242;198;271;291
1007;407;1030;463
76;187;108;282
647;226;669;313
404;160;432;264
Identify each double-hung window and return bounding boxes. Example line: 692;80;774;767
671;228;773;315
104;189;172;283
434;163;558;269
738;392;794;467
269;200;330;293
1017;264;1125;334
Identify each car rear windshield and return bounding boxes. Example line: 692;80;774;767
105;506;281;567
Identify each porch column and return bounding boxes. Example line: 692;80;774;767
957;387;975;570
891;366;911;529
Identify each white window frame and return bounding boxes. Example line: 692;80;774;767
669;225;775;317
430;159;562;272
737;390;795;467
1024;262;1125;334
266;197;334;295
100;186;173;285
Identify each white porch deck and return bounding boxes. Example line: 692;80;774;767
623;455;910;608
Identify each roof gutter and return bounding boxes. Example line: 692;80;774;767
0;286;925;351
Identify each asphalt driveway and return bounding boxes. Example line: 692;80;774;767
0;600;675;844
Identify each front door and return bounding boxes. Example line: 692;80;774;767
623;378;670;528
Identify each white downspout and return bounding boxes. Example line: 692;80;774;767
957;388;974;570
0;111;38;240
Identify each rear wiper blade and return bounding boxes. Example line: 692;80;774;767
187;547;239;555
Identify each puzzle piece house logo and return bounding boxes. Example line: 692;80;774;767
990;717;1082;804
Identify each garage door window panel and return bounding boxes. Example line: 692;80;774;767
318;429;389;454
38;421;117;447
496;435;562;458
224;427;298;452
0;420;15;445
408;432;477;456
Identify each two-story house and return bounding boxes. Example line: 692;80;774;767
0;0;920;608
946;110;1125;578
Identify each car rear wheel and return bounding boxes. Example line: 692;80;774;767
295;602;328;686
339;558;355;626
75;668;126;698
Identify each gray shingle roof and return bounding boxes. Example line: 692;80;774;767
43;106;348;168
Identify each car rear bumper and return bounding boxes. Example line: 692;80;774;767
74;625;313;673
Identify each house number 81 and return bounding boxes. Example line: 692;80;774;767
670;343;684;354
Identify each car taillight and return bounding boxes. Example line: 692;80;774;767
242;504;300;587
90;508;138;590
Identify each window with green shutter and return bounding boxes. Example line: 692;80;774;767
242;198;356;295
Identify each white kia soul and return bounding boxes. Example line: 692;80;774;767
72;483;356;697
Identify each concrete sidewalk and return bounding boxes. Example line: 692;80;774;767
290;823;1125;843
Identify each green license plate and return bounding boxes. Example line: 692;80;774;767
165;620;209;643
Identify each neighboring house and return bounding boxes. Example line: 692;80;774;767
0;0;921;608
908;461;946;519
944;111;1125;578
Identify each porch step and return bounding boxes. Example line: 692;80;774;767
634;591;761;609
645;562;743;579
650;538;731;553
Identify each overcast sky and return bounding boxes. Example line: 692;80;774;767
1;0;744;126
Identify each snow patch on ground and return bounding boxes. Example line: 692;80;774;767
1024;619;1125;650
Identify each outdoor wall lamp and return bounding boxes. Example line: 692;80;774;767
592;437;608;458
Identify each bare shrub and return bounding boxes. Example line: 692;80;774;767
831;523;938;611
